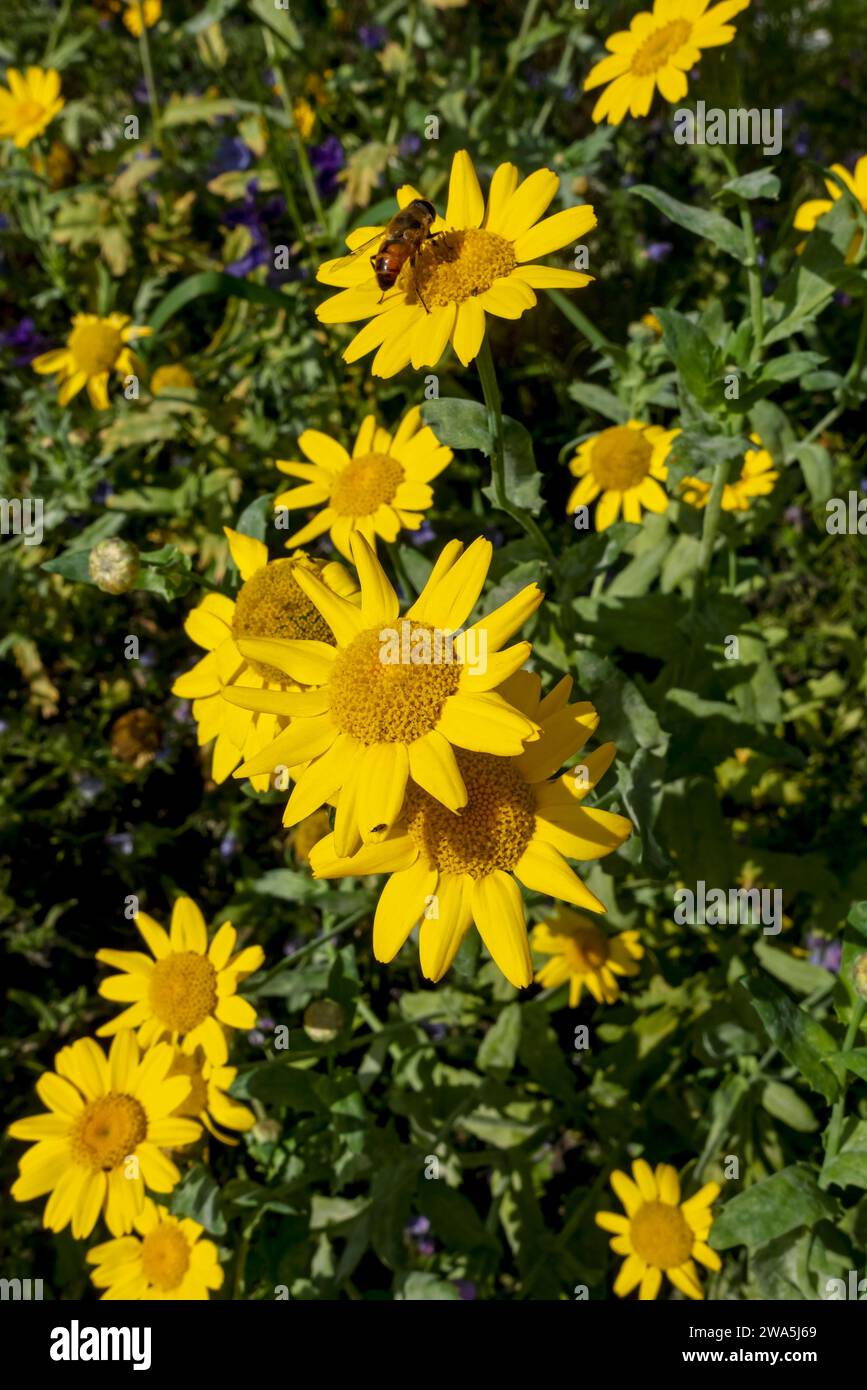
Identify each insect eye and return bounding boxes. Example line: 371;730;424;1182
415;200;436;219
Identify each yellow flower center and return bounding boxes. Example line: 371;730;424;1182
590;426;652;492
328;624;462;745
406;751;536;877
166;1049;209;1118
231;556;335;683
148;952;218;1034
630;1201;694;1269
402;228;517;309
68;321;123;376
563;923;610;974
631;18;692;76
18;100;47;125
330;453;404;517
140;1223;191;1292
70;1094;147;1170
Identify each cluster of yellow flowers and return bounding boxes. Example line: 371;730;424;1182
12;0;832;1301
8;897;262;1299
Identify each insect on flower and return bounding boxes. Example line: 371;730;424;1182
327;199;440;311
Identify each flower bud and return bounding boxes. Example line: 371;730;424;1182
303;999;345;1043
89;538;140;594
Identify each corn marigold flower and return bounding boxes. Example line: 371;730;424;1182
794;154;867;262
0;67;64;148
222;533;543;851
316;148;596;376
32;312;151;411
596;1161;721;1300
87;1199;223;1300
274;406;452;559
308;672;631;989
151;363;195;395
680;434;778;511
8;1033;201;1238
167;1045;254;1143
584;0;750;126
95;896;264;1067
532;908;643;1005
172;529;358;789
567;420;679;530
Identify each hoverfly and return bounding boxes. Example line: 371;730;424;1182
325;199;441;313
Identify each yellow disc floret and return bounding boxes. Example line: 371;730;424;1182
405;229;517;309
329;624;462;744
406;751;536;877
140;1223;191;1292
68;320;123;375
331;453;404;517
590;426;653;491
629;1201;694;1269
149;952;218;1033
631;19;692;76
69;1094;148;1170
231;556;335;681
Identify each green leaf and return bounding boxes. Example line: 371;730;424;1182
822;1152;867;1192
630;184;747;260
41;548;93;584
170;1163;227;1235
754;939;833;996
710;1164;838;1251
148;271;290;335
739;973;840;1101
567;381;629;424
792;442;833;507
718;168;781;202
655;307;722;407
416;1184;499;1254
760;1080;819;1133
420;398;490;452
477;1003;521;1078
396;1272;461;1301
847;902;867;940
481;417;543;515
765;196;857;345
235;494;272;543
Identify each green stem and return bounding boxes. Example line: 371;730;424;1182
386;0;421;146
475;335;555;565
719;148;763;364
263;33;327;233
821;997;866;1179
696;455;737;588
137;22;162;154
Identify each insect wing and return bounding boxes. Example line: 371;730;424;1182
318;226;385;285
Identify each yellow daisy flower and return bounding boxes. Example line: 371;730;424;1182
309;672;632;989
87;1198;223;1300
584;0;751;125
316;148;596;377
532;907;643;1005
123;0;162;36
95;897;265;1068
794;154;867;262
0;67;64;148
168;1045;255;1144
172;529;358;790
222;533;543;852
567;420;679;530
8;1032;200;1238
151;363;195;395
274;407;452;560
32;312;152;411
596;1160;722;1300
681;434;778;512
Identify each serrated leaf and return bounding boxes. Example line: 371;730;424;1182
710;1164;837;1251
